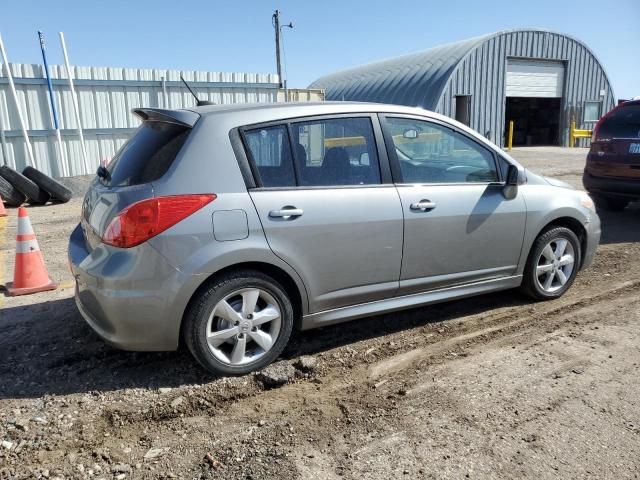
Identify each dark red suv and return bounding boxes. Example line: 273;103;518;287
584;99;640;211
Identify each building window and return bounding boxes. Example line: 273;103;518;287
584;101;602;123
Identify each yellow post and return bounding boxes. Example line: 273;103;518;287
507;120;514;151
570;118;576;148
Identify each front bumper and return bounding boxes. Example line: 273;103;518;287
581;210;601;270
583;171;640;200
68;223;188;351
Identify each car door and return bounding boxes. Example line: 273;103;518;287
380;115;527;296
243;114;403;313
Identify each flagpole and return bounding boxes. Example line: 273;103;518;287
38;31;68;176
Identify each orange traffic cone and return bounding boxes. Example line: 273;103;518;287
0;195;7;217
6;207;57;296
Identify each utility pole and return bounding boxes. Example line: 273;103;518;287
272;10;293;90
273;10;282;88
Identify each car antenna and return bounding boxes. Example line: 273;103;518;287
180;74;215;106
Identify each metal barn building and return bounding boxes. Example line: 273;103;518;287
310;29;615;147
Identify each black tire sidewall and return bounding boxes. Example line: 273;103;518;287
0;166;49;204
0;175;26;206
22;166;73;203
524;227;581;300
185;271;294;376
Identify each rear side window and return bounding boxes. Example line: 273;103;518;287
106;121;189;186
599;104;640;138
244;126;296;187
290;117;381;186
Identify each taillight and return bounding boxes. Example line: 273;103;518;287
103;194;216;248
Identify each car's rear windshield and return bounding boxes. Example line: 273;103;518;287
105;121;190;186
606;105;640;125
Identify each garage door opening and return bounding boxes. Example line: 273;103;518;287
505;97;562;146
504;58;565;146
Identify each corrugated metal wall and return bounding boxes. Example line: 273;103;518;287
436;31;615;147
0;63;281;177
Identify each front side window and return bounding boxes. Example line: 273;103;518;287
584;101;602;122
244;125;296;187
385;117;498;184
290;117;381;186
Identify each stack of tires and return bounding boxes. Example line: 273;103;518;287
0;166;72;207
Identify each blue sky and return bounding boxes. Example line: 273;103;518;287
2;0;638;99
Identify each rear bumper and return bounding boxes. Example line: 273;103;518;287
68;223;189;351
583;171;640;199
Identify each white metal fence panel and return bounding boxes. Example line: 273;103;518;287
0;62;280;177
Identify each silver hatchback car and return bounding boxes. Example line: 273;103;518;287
69;102;600;375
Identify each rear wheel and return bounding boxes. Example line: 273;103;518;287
183;270;294;376
521;227;581;300
592;194;629;212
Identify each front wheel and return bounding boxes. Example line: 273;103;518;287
521;227;581;300
183;270;294;376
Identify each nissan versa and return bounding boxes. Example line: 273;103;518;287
69;102;601;375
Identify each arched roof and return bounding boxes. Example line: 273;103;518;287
309;29;613;110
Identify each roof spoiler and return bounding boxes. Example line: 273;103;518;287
132;108;200;128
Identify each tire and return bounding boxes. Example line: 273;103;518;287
22;166;73;203
0;166;50;205
592;194;629;212
521;226;581;301
0;175;26;207
183;270;294;376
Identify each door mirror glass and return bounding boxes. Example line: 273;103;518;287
403;128;419;139
506;164;519;185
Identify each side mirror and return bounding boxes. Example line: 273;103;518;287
503;164;519;200
506;164;519;186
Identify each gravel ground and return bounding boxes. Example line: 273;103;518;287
1;147;639;479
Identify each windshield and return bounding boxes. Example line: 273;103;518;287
104;121;190;186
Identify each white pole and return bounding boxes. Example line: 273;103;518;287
0;34;37;169
0;98;8;166
54;129;67;176
161;76;168;108
59;32;89;174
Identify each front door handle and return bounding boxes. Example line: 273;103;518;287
410;200;437;211
269;207;304;219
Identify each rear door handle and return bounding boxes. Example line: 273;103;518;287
268;207;304;219
410;200;437;211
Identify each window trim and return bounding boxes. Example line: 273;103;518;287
229;127;257;189
237;113;393;190
378;113;504;186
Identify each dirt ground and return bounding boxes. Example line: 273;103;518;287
1;147;639;480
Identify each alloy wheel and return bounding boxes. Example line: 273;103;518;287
205;288;282;365
535;237;576;293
